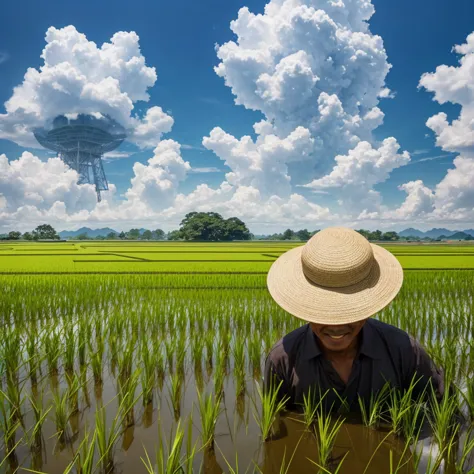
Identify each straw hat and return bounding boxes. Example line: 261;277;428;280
266;227;403;325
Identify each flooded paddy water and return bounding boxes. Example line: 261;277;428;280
1;243;474;473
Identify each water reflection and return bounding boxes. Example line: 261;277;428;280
256;414;474;474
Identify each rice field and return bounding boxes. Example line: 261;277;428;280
1;241;474;473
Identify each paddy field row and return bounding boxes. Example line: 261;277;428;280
1;242;474;473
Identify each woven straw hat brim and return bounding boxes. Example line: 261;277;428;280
266;243;403;325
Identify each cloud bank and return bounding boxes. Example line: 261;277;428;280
0;25;173;149
1;6;474;232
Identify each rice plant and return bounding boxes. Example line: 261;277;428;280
95;402;123;474
141;341;156;406
252;379;289;441
117;367;141;427
52;388;71;447
60;426;97;474
169;371;183;421
427;382;461;460
26;391;51;453
0;389;22;463
311;405;346;474
358;382;391;429
300;387;329;429
196;389;222;452
141;416;196;474
233;339;246;399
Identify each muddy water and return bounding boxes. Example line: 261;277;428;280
5;363;473;474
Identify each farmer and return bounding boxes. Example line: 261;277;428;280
264;226;445;413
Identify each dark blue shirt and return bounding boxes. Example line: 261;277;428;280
263;318;444;413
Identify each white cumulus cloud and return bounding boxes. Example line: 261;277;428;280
124;140;191;212
0;25;172;149
302;137;410;213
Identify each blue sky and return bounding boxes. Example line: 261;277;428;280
0;0;473;232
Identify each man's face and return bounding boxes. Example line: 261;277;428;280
310;319;367;353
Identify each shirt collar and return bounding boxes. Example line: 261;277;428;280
303;320;383;361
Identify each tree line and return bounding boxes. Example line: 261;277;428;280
0;215;470;242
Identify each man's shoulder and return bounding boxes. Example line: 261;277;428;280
266;324;308;364
367;318;413;349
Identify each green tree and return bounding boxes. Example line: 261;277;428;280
7;231;21;240
178;212;251;241
153;229;165;240
32;224;59;240
223;217;251;241
282;229;295;240
142;230;153;240
127;228;141;240
382;231;399;241
118;231;126;240
106;232;117;240
22;232;33;241
370;230;383;241
167;230;182;241
77;232;89;240
296;229;311;241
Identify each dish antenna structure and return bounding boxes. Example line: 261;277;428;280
34;114;126;202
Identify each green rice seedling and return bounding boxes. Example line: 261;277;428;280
95;402;123;474
154;345;165;390
387;377;421;436
311;404;346;474
42;328;61;377
233;339;246;399
108;333;119;376
176;336;187;377
26;391;51;453
252;379;289;441
457;377;474;423
63;428;97;474
25;329;39;386
52;388;71;446
1;327;21;380
196;389;222;452
427;382;460;459
65;371;81;416
63;324;76;374
455;427;474;473
307;451;349;474
4;374;25;428
141;341;156;406
165;336;176;374
118;335;136;384
141;416;195;474
0;389;22;463
89;337;105;386
358;382;391;429
213;354;226;398
80;365;91;409
77;319;87;368
191;335;204;372
169;371;183;421
300;387;329;429
117;367;141;428
248;333;262;379
205;331;214;373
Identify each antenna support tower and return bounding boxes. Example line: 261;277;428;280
34;114;126;202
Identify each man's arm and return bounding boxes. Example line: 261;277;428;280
407;335;445;403
263;352;291;406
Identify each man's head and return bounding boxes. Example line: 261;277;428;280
310;318;368;353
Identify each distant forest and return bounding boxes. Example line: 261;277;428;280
2;213;474;242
